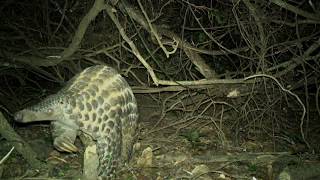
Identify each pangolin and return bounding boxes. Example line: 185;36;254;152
14;65;138;179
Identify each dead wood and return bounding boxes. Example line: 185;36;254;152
0;112;44;170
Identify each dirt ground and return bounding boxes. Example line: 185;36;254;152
1;94;319;180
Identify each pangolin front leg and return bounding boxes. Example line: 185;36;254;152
51;121;79;153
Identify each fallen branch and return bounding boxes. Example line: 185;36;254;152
12;0;105;67
0;112;43;170
137;0;176;58
60;0;105;60
119;0;217;79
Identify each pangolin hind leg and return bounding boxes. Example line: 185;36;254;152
79;133;99;179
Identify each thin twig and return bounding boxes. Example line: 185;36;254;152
0;147;14;165
244;74;311;150
137;0;176;58
270;0;320;21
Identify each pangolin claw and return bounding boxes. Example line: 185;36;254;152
55;141;79;153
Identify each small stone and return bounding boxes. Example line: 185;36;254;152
137;147;153;168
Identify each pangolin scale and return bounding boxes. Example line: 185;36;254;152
14;65;138;179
